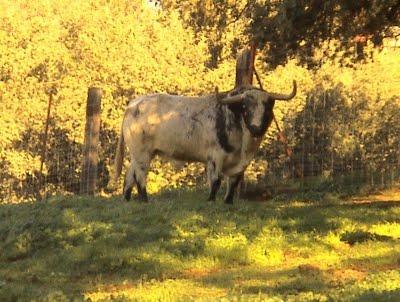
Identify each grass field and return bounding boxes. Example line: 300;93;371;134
0;188;399;301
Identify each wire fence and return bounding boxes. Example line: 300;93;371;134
2;81;400;203
258;86;400;197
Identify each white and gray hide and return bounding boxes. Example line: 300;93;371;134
114;81;297;204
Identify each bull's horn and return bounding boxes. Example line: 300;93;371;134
219;93;245;104
266;80;297;101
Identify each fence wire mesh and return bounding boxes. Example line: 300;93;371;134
2;78;399;203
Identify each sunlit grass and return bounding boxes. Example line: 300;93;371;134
0;188;399;301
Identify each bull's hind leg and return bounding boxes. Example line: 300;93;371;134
224;173;243;204
123;164;135;201
206;159;222;201
131;153;151;202
123;153;151;202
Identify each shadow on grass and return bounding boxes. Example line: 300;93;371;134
201;268;320;297
0;189;399;299
342;250;400;271
354;289;400;302
197;251;400;299
0;197;182;299
198;264;323;294
273;197;400;234
340;230;394;245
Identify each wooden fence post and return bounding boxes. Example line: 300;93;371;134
38;89;55;200
80;87;102;195
234;41;257;88
234;42;257;198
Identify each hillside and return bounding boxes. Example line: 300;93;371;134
1;190;399;301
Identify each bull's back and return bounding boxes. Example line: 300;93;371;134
124;94;216;162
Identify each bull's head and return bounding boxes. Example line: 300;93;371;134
218;81;297;137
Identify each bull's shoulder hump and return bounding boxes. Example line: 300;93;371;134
127;94;162;108
127;93;215;109
163;95;217;106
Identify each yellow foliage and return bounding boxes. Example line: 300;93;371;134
1;0;399;202
0;0;212;201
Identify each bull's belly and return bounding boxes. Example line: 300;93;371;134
222;164;247;176
152;124;216;163
222;154;252;176
154;143;252;176
153;143;208;163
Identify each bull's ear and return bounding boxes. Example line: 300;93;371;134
218;93;245;104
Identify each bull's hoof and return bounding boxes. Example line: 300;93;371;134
137;193;149;203
139;197;149;203
124;188;132;201
224;198;233;205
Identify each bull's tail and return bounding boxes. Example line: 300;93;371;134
113;126;125;183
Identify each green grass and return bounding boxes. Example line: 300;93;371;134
0;188;399;301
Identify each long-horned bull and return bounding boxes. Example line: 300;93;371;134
114;81;297;203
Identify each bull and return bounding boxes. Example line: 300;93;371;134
114;81;297;204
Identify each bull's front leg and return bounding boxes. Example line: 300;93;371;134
224;172;244;204
206;159;222;201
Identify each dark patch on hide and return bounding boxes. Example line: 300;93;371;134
227;103;243;129
215;88;249;153
141;130;148;144
190;108;206;127
177;108;205;140
132;106;140;117
187;118;197;139
215;105;235;153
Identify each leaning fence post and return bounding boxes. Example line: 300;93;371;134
234;41;257;198
234;41;257;88
80;87;102;195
